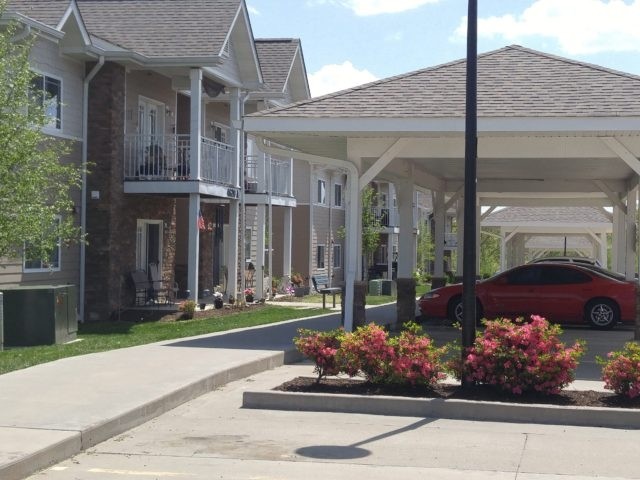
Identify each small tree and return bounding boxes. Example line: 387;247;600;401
0;5;82;263
361;185;382;278
416;218;434;279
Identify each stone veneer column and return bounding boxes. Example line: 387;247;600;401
396;277;416;326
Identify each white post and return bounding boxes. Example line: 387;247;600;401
186;68;203;299
599;232;608;268
283;207;292;283
613;206;626;274
456;198;464;278
387;233;394;279
256;205;266;299
227;87;243;300
626;186;637;281
433;191;445;281
397;180;414;277
343;168;359;331
500;229;506;272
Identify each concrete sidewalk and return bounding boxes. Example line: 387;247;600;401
0;302;630;480
0;312;344;480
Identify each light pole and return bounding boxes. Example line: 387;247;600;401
462;0;478;387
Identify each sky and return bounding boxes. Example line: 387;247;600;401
248;0;640;97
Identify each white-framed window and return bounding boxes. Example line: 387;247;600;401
31;72;62;130
211;122;230;144
333;183;342;207
24;216;61;272
317;179;326;205
316;244;325;269
332;244;342;268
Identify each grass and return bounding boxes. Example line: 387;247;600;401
292;283;431;306
0;304;325;376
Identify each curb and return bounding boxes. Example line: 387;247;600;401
242;390;640;430
2;349;298;480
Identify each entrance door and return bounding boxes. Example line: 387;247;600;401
136;220;163;273
138;97;165;171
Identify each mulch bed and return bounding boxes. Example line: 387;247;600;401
276;376;640;409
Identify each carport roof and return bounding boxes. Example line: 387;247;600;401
483;207;611;225
248;45;640;119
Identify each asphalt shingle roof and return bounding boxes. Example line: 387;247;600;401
7;0;242;58
251;45;640;118
483;207;611;224
255;38;300;93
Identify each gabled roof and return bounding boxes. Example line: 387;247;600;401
5;0;70;27
76;0;241;58
483;207;611;225
255;39;300;93
250;45;640;118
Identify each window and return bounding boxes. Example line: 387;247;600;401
334;183;342;207
31;73;62;130
333;244;342;268
212;122;229;143
317;179;326;205
245;227;252;262
24;217;61;272
316;244;325;269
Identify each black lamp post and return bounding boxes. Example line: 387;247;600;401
462;0;478;388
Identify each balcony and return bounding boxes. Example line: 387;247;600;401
243;155;294;206
123;135;236;196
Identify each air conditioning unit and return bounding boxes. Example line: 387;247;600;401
245;181;258;193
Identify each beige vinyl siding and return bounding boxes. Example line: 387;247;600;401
125;71;176;136
30;37;84;139
292;159;310;203
291;206;310;278
204;103;231;139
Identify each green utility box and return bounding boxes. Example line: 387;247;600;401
1;285;78;347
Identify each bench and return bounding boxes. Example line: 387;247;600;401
311;274;341;309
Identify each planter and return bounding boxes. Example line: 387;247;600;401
294;286;310;297
245;295;254;303
214;298;224;309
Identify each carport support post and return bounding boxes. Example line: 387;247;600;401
397;180;416;328
432;190;446;288
625;186;637;281
462;0;478;387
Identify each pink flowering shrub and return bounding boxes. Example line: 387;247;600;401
337;323;395;383
456;316;585;395
598;342;640;398
294;328;343;383
387;322;448;387
297;322;446;387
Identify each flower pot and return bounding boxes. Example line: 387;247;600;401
214;298;223;309
294;286;309;297
245;295;254;303
199;303;206;311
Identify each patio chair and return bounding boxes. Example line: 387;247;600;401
148;262;172;304
131;269;152;306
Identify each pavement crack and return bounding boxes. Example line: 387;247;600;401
514;433;529;479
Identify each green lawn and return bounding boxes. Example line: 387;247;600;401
291;283;431;306
0;305;325;376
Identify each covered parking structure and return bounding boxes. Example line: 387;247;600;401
244;45;640;330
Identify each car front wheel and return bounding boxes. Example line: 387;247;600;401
585;299;619;330
447;296;482;325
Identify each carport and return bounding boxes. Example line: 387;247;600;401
244;45;640;331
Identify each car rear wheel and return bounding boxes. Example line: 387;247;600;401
585;299;619;330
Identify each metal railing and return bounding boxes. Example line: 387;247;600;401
123;134;234;185
270;158;291;196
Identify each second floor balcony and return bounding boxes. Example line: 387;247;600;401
244;153;294;206
123;134;238;197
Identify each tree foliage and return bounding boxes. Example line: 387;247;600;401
361;185;381;269
0;6;82;262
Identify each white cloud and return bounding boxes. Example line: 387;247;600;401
247;5;260;16
309;0;440;16
309;61;378;97
453;0;640;55
384;31;404;42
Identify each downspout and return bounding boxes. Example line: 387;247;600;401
257;138;358;332
80;56;105;323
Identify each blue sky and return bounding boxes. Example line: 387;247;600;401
248;0;640;96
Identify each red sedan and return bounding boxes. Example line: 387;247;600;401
418;263;636;329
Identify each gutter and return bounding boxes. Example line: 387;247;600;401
79;56;104;323
255;138;358;332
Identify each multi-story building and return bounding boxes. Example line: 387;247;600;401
2;0;310;321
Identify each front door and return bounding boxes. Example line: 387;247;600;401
136;219;163;274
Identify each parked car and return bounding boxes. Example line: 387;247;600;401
418;263;636;329
529;256;601;267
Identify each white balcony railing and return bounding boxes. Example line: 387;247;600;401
123;134;234;185
270;159;291;196
243;156;292;196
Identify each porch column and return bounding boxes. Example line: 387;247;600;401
256;205;266;299
396;179;416;328
599;233;608;268
186;68;203;299
189;68;202;180
387;233;394;279
227;87;243;300
283;206;292;284
613;206;626;274
626;186;638;280
456;198;464;280
187;193;200;299
433;190;446;288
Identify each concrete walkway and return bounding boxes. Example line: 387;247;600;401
0;302;632;480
